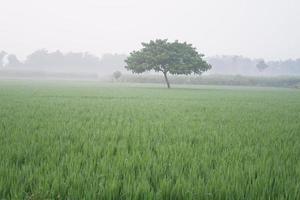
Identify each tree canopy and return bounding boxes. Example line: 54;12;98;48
125;39;211;88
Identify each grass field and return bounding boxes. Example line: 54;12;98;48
0;80;300;199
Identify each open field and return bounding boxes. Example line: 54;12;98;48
0;80;300;199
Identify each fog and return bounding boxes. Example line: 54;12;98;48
1;50;300;79
1;0;300;79
1;0;300;59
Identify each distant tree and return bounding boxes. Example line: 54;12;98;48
6;54;22;68
256;60;269;72
24;49;101;69
125;39;211;88
24;49;50;68
113;70;122;80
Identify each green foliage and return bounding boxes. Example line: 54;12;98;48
0;80;300;199
125;39;211;88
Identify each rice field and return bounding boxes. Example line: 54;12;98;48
0;80;300;199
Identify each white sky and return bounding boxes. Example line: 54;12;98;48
1;0;299;60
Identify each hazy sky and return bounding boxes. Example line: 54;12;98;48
1;0;299;60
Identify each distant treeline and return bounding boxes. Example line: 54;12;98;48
208;55;300;76
119;74;300;88
0;50;126;74
1;50;300;76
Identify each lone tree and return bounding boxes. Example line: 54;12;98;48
125;39;211;88
113;70;122;80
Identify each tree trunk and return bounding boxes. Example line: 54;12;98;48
163;72;170;89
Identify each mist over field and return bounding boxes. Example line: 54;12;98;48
1;50;300;80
